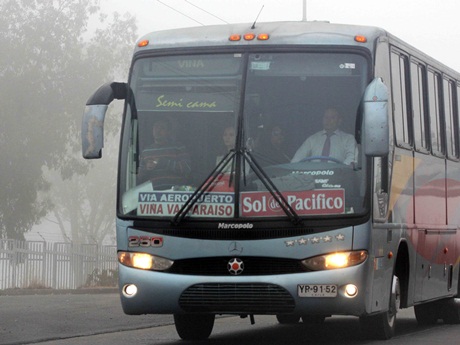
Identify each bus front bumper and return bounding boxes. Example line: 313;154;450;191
118;262;369;317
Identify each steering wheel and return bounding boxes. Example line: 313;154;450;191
299;156;343;164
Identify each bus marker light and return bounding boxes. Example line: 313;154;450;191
257;33;270;40
444;247;449;254
354;35;367;43
123;284;138;298
229;34;241;41
244;33;256;41
388;251;393;259
138;40;149;47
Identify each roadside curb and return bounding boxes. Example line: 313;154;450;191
0;287;118;296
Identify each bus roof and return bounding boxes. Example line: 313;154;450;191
134;21;387;53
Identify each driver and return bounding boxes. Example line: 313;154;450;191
291;107;357;165
138;119;191;189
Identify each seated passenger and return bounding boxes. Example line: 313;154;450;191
291;108;357;165
257;124;291;166
216;126;236;173
138;119;191;189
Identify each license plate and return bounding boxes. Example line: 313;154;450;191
298;284;337;297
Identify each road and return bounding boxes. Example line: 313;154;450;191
2;292;460;345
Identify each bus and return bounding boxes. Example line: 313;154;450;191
81;21;460;340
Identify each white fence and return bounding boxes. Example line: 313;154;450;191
0;240;117;290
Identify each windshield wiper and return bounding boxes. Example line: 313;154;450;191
172;147;303;226
171;142;302;226
243;150;303;226
171;150;236;225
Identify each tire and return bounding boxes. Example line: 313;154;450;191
276;314;300;324
301;315;326;325
173;314;215;340
360;275;400;340
414;302;440;326
414;298;460;325
441;298;460;324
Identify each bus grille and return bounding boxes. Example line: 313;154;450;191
168;256;307;276
179;283;295;314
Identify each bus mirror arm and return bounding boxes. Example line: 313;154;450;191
81;82;127;159
362;77;389;157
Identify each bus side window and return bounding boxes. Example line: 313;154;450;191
374;156;389;221
427;70;444;156
456;83;460;156
390;50;411;148
443;78;459;159
410;61;429;152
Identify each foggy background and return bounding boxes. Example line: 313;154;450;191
1;0;459;251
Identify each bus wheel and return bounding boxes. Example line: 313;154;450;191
301;315;326;325
276;314;300;324
173;314;215;340
360;275;400;340
441;298;460;324
414;302;440;325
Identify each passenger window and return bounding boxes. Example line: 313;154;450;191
427;70;443;155
443;78;458;159
410;61;429;152
391;51;411;147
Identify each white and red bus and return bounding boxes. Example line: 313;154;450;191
82;21;460;340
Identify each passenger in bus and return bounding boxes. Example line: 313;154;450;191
291;107;357;165
138;119;191;189
215;126;236;173
257;124;291;166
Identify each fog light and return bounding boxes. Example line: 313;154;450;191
344;284;358;298
123;284;138;298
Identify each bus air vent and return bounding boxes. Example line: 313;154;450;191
179;283;295;314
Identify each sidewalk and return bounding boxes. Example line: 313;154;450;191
0;287;118;296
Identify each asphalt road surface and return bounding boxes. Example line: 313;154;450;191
2;292;460;345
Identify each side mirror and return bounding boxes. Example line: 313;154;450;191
82;104;108;159
362;78;389;157
81;82;127;159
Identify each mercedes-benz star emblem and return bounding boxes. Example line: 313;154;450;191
227;258;244;275
228;241;243;255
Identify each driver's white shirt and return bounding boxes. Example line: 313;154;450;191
291;129;357;165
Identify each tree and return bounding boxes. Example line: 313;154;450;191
0;0;137;240
47;105;121;245
46;133;118;244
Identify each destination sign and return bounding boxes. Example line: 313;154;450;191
241;189;345;217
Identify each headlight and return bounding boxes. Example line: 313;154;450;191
301;250;368;271
118;251;173;271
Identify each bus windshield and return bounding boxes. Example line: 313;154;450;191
119;51;369;220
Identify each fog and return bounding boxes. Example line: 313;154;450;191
1;0;460;289
0;1;136;246
110;0;460;72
